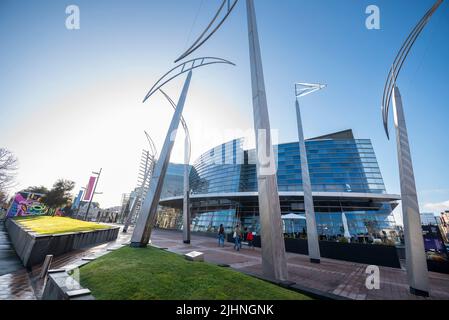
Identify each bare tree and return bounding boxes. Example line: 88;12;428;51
0;148;18;191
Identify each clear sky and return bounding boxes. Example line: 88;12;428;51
0;0;448;222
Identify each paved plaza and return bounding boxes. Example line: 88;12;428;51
1;224;449;300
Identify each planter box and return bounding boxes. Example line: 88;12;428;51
5;219;119;268
397;245;449;274
227;234;401;268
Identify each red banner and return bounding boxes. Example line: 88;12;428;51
83;176;96;201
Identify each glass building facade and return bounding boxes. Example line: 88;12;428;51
158;130;400;243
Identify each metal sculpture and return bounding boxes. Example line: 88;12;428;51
382;0;443;139
143;57;235;103
132;57;235;247
160;89;192;244
381;0;443;297
131;71;193;247
295;83;326;263
175;0;239;63
173;0;288;281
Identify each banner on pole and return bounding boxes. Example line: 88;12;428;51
83;177;96;201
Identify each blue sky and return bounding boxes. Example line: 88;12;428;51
0;0;448;218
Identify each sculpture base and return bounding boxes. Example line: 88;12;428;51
310;258;321;264
410;287;429;297
130;242;148;248
279;280;296;288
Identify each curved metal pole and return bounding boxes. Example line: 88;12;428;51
382;9;432;130
380;0;443;297
159;89;192;244
132;71;194;247
382;2;440;124
143;57;235;103
159;89;191;160
144;130;158;159
175;0;239;63
381;0;443;139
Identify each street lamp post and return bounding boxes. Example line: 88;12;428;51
294;83;326;263
84;168;102;221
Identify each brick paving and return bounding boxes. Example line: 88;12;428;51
151;229;449;300
1;225;449;300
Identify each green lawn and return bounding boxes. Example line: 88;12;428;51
14;216;111;235
78;246;311;300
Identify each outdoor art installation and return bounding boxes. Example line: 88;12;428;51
6;191;47;218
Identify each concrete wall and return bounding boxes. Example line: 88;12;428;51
5;219;119;268
42;270;95;300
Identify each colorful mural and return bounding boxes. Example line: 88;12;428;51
6;192;47;218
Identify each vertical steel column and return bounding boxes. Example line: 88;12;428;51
183;133;191;244
392;86;429;296
131;71;193;247
295;99;321;263
246;0;288;281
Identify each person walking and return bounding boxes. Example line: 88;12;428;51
234;224;242;251
218;224;225;247
247;230;255;250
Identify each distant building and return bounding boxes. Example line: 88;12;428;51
420;212;438;225
440;211;449;243
96;206;121;223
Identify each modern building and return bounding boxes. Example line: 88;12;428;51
76;201;101;221
420;212;438;226
157;130;401;243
